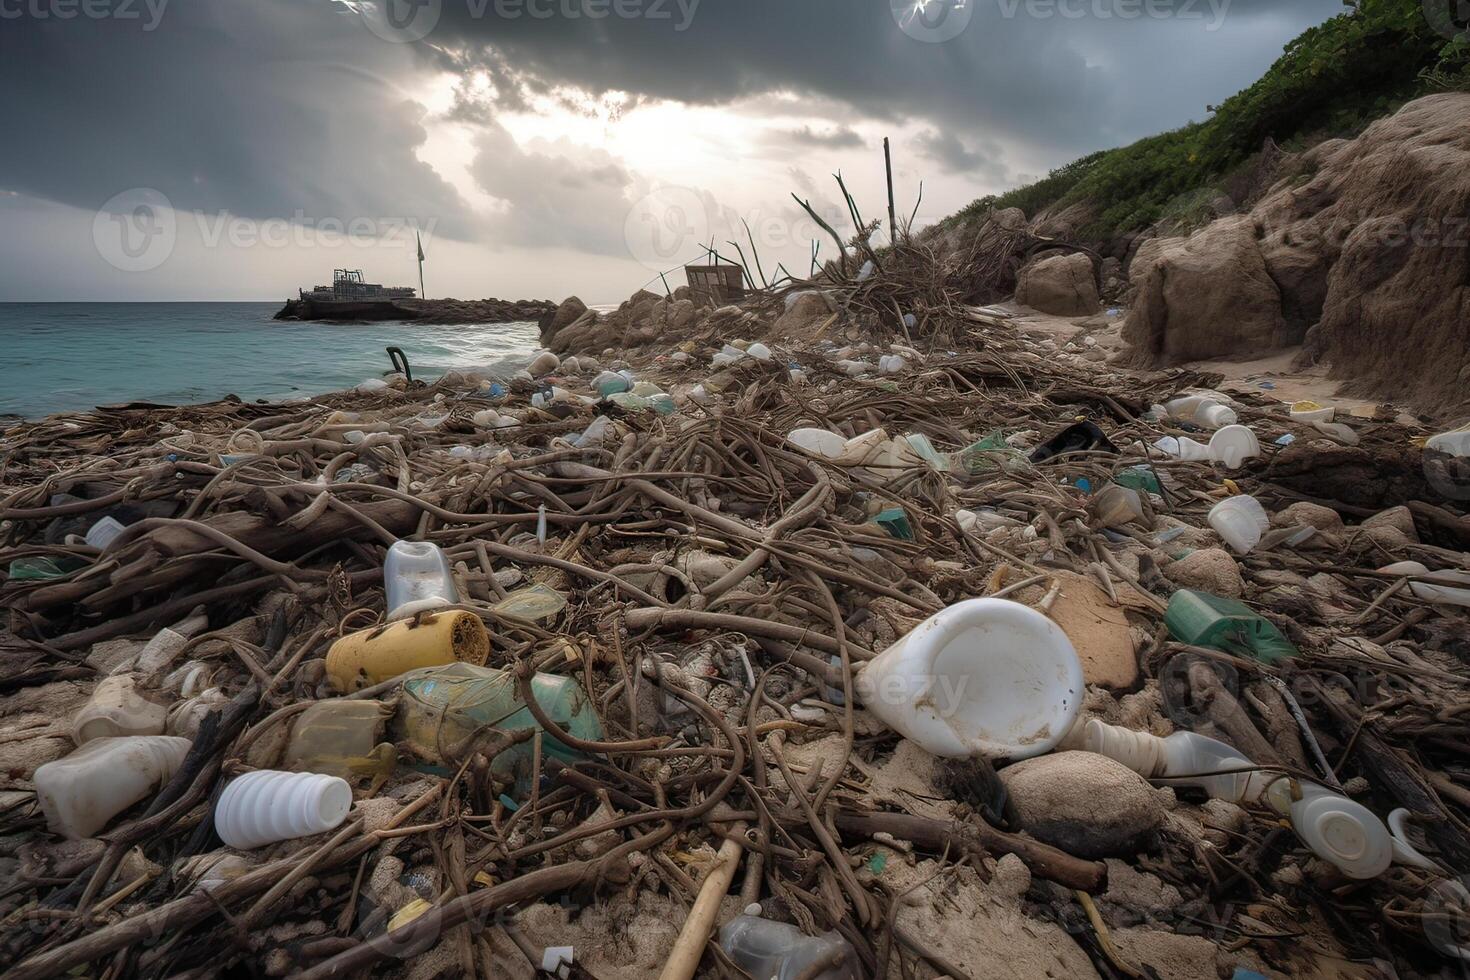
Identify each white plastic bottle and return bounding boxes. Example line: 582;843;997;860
854;598;1083;760
384;540;459;621
1068;719;1392;878
1208;495;1271;554
34;735;192;838
1379;561;1470;608
72;674;168;744
214;770;353;849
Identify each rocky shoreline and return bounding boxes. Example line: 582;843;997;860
275;295;557;326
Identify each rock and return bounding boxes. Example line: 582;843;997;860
526;350;560;378
1015;253;1099;317
1361;505;1418;540
999;751;1165;858
541;296;588;346
1275;501;1344;532
1163;548;1245;598
1120;214;1290;364
772;291;834;340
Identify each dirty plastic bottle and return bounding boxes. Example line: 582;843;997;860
396;662;603;784
384;540;459;620
34;735;192;838
787;428;846;459
214;770;354;849
325;610;489;692
72;674;168;744
719;913;859;980
283;700;395;781
1089;484;1147;529
853;598;1083;760
1164;589;1299;663
1379;561;1470;608
1154;435;1212;462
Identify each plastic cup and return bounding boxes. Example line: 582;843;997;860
1208;495;1271;553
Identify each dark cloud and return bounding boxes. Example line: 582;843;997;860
774;125;866;150
0;0;476;238
913;129;1007;179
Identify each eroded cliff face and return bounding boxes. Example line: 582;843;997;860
1120;93;1470;411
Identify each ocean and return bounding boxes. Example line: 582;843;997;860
0;303;542;419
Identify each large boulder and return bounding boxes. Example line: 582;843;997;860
1119;94;1470;411
1121;214;1290;363
1015;252;1099;317
999;751;1165;858
541;296;588;346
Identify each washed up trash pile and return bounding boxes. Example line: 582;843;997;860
2;313;1470;979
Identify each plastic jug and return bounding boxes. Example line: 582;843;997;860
395;663;602;782
384;540;459;621
72;674;168;744
35;735;192;838
1164;590;1298;663
85;516;127;551
283;700;396;781
214;770;353;849
718;914;859;980
854;599;1083;760
1208;495;1270;553
325;610;490;692
1208;426;1261;469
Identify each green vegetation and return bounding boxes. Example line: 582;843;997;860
942;0;1470;241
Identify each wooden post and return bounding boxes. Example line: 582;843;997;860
884;137;898;243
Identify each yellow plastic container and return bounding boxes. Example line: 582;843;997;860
325;611;489;692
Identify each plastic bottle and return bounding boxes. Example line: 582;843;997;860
853;598;1083;760
1154;435;1212;462
1426;429;1470;457
1089;484;1147;529
384;540;459;620
1311;419;1359;446
1208;495;1270;553
1379;561;1470;608
34;735;192;839
878;354;906;374
214;770;354;849
718;913;859;980
72;674;168;744
1164;589;1298;663
283;700;395;781
746;342;773;361
395;662;603;785
1069;719;1392;878
166;687;232;739
1194;401;1239;429
325;610;490;692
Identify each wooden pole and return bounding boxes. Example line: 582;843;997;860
884;137;898;243
657;824;746;980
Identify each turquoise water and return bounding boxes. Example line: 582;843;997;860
1;303;541;418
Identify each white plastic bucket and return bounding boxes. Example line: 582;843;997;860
854;598;1084;760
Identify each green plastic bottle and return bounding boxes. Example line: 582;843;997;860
1165;590;1299;664
397;663;602;788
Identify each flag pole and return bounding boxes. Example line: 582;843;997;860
416;231;426;300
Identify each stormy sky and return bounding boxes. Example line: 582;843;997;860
0;0;1344;302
